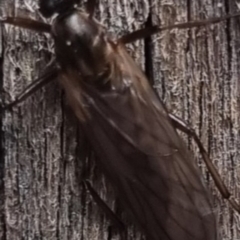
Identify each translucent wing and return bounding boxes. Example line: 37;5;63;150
59;44;218;240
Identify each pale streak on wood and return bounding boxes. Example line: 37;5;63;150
0;0;240;240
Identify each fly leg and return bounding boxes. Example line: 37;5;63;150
1;15;55;110
118;13;240;44
1;17;51;33
83;180;128;240
169;113;240;213
2;67;58;111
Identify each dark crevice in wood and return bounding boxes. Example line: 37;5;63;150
76;127;90;240
224;1;235;153
144;9;154;86
80;182;86;240
224;1;235;237
198;81;204;141
57;91;65;240
107;225;112;240
204;32;212;184
0;29;7;240
187;0;191;20
185;0;193;149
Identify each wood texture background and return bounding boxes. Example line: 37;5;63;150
0;0;240;239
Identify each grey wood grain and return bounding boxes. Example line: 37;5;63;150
0;0;240;239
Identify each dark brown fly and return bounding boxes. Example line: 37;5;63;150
1;0;240;239
53;11;219;240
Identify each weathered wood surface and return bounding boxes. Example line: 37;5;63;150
0;0;240;239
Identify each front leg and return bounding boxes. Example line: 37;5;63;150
1;17;51;33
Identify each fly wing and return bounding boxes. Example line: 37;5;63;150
61;45;218;240
81;86;218;240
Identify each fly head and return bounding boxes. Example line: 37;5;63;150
39;0;78;18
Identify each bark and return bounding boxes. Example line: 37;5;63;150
0;0;240;240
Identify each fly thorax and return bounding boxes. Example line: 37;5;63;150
53;11;107;71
